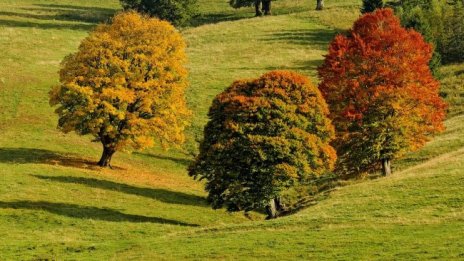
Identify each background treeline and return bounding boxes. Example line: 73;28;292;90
392;0;464;66
120;0;464;67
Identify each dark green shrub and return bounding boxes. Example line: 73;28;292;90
361;0;384;14
120;0;198;26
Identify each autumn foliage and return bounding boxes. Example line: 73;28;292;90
49;12;190;167
318;9;447;177
189;71;336;218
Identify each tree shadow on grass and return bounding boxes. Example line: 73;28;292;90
33;175;207;207
0;19;94;31
262;28;339;50
0;200;198;226
134;152;193;167
189;5;318;28
0;3;117;30
189;12;249;27
0;147;106;170
30;4;114;24
234;59;324;75
33;4;116;14
455;69;464;76
264;59;325;72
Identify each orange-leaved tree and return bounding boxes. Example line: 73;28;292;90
189;71;336;219
50;11;190;167
318;8;446;177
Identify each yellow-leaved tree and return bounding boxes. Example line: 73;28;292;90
50;11;190;167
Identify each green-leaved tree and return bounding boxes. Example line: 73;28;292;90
361;0;384;14
120;0;198;26
189;71;337;219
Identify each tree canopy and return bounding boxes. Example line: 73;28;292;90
120;0;198;26
50;11;190;167
361;0;384;14
318;9;447;177
189;71;336;218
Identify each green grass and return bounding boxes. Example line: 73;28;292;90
0;0;463;259
440;64;464;117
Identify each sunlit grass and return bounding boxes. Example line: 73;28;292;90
0;0;463;259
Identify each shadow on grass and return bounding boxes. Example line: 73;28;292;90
455;69;464;76
264;59;324;72
134;152;193;167
0;4;117;30
33;175;206;207
235;59;324;73
189;12;249;27
0;200;198;226
29;4;115;24
0;19;94;31
262;28;338;50
0;147;106;170
33;4;116;13
189;4;316;27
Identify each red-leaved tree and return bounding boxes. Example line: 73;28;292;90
318;8;447;177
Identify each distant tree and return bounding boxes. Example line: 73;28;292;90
318;9;447;177
399;0;435;10
50;12;190;167
120;0;198;26
316;0;324;10
396;0;464;65
189;71;337;219
361;0;384;13
229;0;272;16
440;1;464;63
397;1;444;75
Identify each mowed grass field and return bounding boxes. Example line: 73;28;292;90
0;0;463;259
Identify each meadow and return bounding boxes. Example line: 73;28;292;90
0;0;463;259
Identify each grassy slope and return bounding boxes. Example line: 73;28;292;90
145;115;464;260
0;0;463;259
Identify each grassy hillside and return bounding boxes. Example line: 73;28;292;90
0;0;463;259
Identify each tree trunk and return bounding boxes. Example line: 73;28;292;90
381;158;392;176
262;0;271;15
275;197;284;211
265;197;282;219
98;145;115;167
266;198;277;219
255;0;263;16
316;0;324;10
